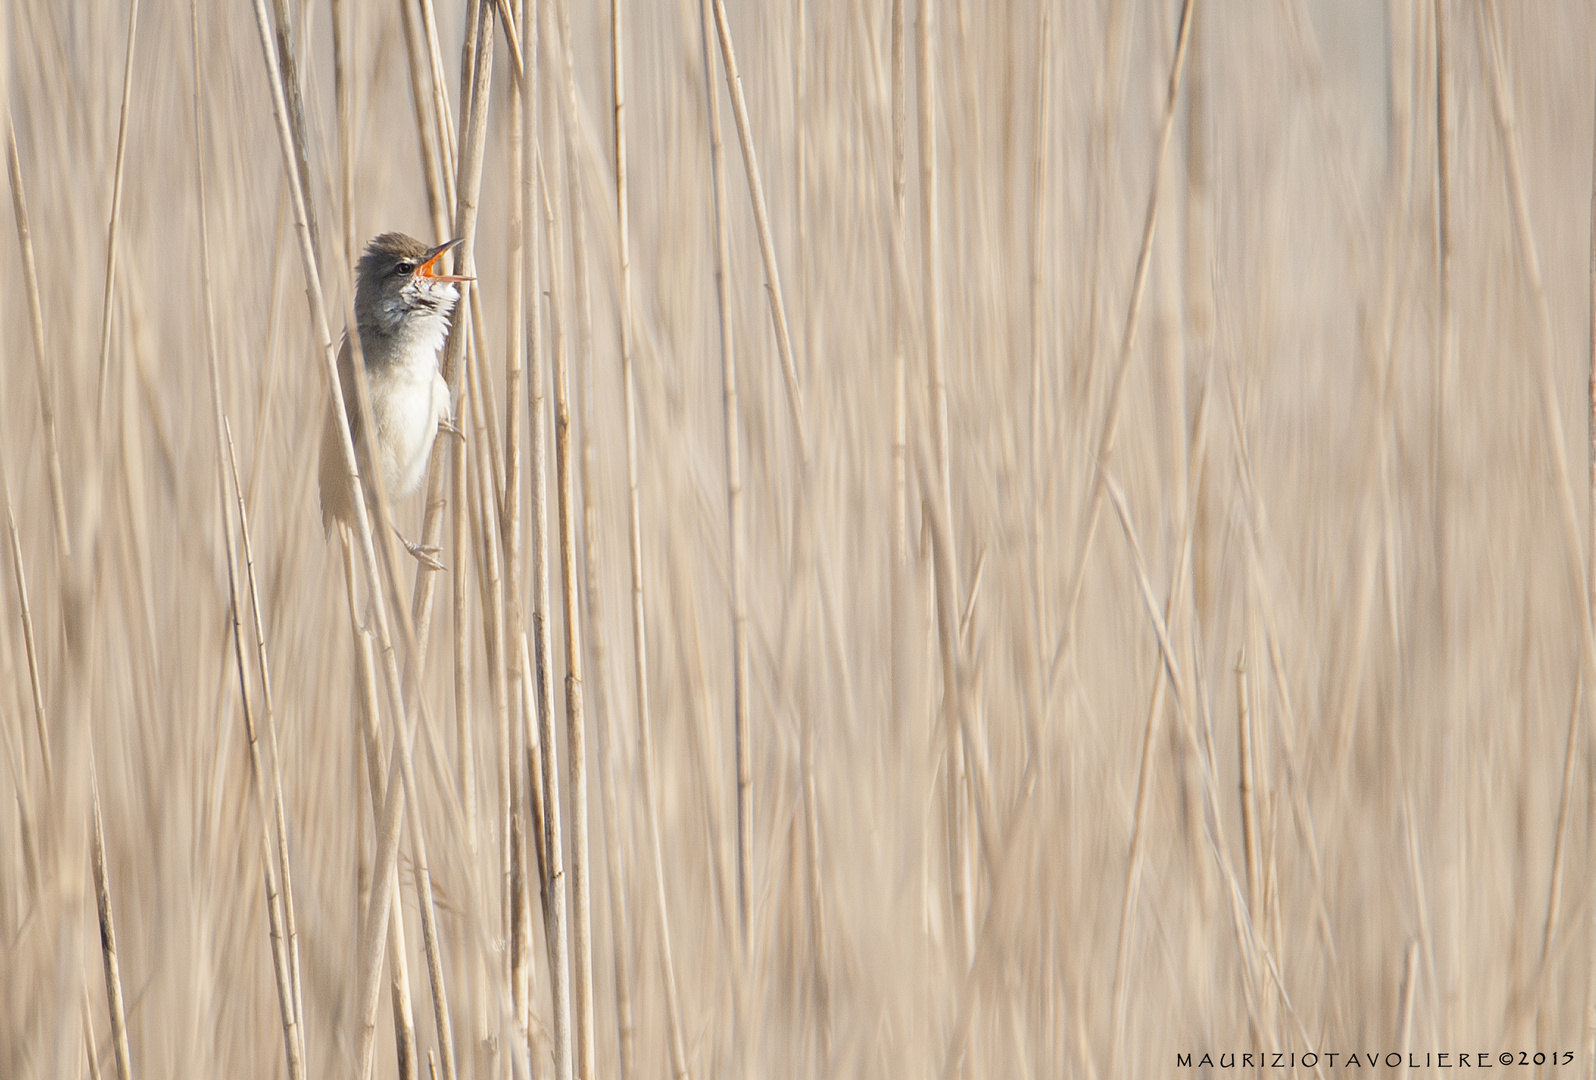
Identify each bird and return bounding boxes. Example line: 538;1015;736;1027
318;232;471;545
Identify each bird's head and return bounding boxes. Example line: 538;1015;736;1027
354;232;471;341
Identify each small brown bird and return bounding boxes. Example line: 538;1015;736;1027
319;232;471;536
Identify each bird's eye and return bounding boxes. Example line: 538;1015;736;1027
394;261;416;276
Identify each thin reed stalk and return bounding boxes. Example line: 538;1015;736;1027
888;0;910;742
1587;34;1596;1080
534;146;576;1080
92;0;140;429
88;768;132;1080
408;0;490;675
1479;8;1596;1010
1048;0;1196;695
543;7;597;1058
710;0;807;457
2;480;49;787
5;118;69;562
332;0;355;265
1028;6;1053;722
697;0;752;958
547;6;601;1066
225;430;308;1061
914;0;975;974
1106;341;1210;1080
268;0;320;264
246;5;461;1080
194;8;304;1070
569;119;636;1080
399;0;449;239
1432;0;1454;626
554;6;641;1076
345;545;423;1080
610;3;690;1072
505;0;532;1042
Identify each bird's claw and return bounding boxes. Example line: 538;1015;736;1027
394;526;446;571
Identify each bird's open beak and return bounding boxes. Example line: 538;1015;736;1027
418;238;474;282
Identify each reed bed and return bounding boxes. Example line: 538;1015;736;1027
3;1;1596;1077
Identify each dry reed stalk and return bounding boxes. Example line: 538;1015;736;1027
464;346;515;1064
556;38;640;1077
1325;0;1419;777
1079;0;1131;414
505;0;532;1042
563;87;637;1071
543;7;597;1059
889;0;910;742
546;10;609;1071
610;0;689;1073
913;0;975;974
339;272;463;1080
211;440;302;1080
1028;6;1052;723
1225;372;1348;1040
246;4;465;1079
1432;0;1454;620
1183;13;1216;631
1588;37;1596;1080
467;284;508;512
1234;647;1267;1049
419;0;460;211
444;13;479;859
192;13;306;1068
226;427;311;1065
2;454;97;1078
1401;790;1447;1042
268;0;320;265
1152;6;1199;870
399;0;449;239
589;624;636;1080
1548;686;1586;986
1587;739;1596;1080
794;0;808;380
696;0;753;958
454;4;507;510
332;0;355;265
454;397;478;853
87;768;131;1080
709;0;808;456
541;155;591;1073
81;989;102;1080
91;0;140;430
343;536;422;1080
935;755;1040;1080
707;12;829;1071
1479;7;1596;1016
5;118;69;562
1048;0;1194;695
534;146;576;1080
1105;366;1214;1077
515;1;561;1062
923;437;1048;1076
2;482;49;787
326;13;489;1067
1395;939;1419;1078
407;0;489;674
1236;651;1260;930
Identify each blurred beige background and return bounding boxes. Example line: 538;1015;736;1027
3;1;1596;1077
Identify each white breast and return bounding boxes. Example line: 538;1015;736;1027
372;310;453;498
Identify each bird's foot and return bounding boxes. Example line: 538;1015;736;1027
395;526;446;571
